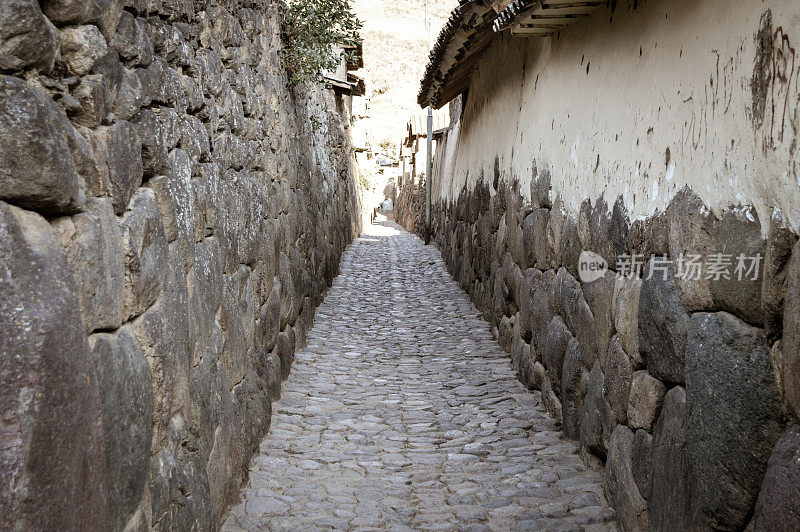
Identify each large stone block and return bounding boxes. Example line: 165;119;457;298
649;386;691;530
580;360;607;457
762;211;798;340
0;202;107;530
0;76;84;214
109;11;153;67
60;24;108;75
530;269;557;353
638;258;689;384
0;0;59;72
626;370;666;432
541;315;572;393
560;213;582;279
276;326;296;380
131;249;192;452
611;196;630;258
783;239;800;421
98;120;143;215
531;169;551;209
605;425;649;531
41;0;92;25
53;197;124;333
220;266;253;389
89;327;153;531
71;73;112;127
666;187;719;311
148;424;213;530
546;198;565;270
631;429;652;501
189;237;222;364
561;337;584;439
613;275;642;368
588;196;616;267
149;149;196;269
604;336;632;428
132;108;169;176
711;208;765;325
121;188;168;321
748;425;800;531
113;66;146;121
522;208;550;270
555;267;599;367
686;312;786;529
189;328;224;461
207;384;249;523
582;270;616;369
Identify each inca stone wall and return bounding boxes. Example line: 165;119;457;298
395;176;425;235
401;177;800;530
398;0;800;529
0;0;362;529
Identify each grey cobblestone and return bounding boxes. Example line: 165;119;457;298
223;220;615;531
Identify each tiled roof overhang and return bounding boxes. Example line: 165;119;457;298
418;0;607;110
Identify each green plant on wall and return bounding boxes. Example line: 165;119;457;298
279;0;362;84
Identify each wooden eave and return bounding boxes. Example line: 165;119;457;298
419;0;608;109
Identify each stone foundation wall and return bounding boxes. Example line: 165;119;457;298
395;177;425;235
0;0;362;529
416;173;800;530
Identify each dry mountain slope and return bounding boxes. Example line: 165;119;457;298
353;0;457;148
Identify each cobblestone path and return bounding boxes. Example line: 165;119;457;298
223;220;615;531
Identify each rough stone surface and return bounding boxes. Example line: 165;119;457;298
666;187;719;312
581;361;607;457
711;209;765;325
604;335;632;427
89;327;153;531
613;275;642;368
638;259;689;384
749;424;800;531
583;270;616;368
0;2;363;529
785;239;800;421
59;25;108;75
0;76;84;214
0;0;59;72
99;120;143;215
224;221;614;531
399;175;800;530
53;198;124;333
0;201;108;530
631;429;652;501
605;425;649;531
626;370;666;432
120;188;168;321
686;312;786;530
762;210;798;340
40;0;92;25
649;386;691;530
561;337;585;440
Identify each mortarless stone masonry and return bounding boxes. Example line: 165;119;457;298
400;1;800;528
396;174;800;530
0;0;363;529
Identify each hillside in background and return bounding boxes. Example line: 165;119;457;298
353;0;457;152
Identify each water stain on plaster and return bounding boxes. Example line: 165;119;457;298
752;10;773;131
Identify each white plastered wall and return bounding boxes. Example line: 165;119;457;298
435;0;800;233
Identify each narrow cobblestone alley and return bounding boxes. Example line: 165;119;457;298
223;220;616;531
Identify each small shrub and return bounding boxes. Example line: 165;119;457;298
279;0;362;84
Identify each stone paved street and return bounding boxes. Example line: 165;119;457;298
223;220;616;531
